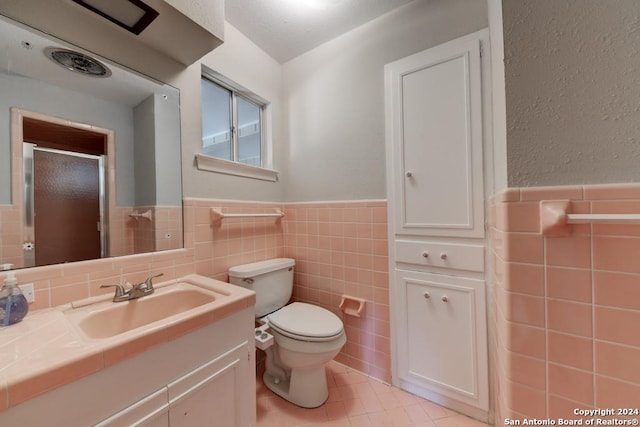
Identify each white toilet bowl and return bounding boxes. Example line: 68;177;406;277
263;302;346;408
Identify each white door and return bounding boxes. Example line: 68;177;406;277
385;30;485;239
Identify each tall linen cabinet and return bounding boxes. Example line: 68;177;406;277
384;29;491;422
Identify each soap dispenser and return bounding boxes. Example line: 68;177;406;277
0;272;29;326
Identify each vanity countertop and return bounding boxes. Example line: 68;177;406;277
0;274;255;413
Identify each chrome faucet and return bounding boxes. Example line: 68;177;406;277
128;273;163;299
99;283;129;302
101;273;164;302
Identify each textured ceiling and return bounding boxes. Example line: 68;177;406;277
224;0;415;63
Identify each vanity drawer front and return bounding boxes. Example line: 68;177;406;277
395;240;484;272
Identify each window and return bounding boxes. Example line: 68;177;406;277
201;76;264;168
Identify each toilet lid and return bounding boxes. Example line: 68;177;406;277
267;302;343;340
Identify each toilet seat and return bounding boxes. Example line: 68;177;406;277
267;302;344;342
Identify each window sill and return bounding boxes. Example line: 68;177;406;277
195;153;279;182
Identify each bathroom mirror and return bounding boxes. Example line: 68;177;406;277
0;14;183;271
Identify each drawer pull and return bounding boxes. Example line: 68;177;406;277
421;251;429;258
423;292;431;299
441;295;449;302
440;253;448;260
406;172;413;178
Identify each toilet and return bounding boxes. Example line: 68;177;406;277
228;258;346;408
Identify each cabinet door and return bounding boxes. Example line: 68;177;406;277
394;269;488;411
167;342;250;427
385;31;485;238
94;388;169;427
139;411;170;427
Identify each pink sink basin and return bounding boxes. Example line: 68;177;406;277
64;281;224;339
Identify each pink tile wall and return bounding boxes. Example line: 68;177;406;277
490;184;640;421
1;204;182;268
0;205;22;269
109;206;183;257
132;206;156;254
283;201;390;382
1;197;391;384
184;199;390;381
6;198;285;311
154;206;183;251
108;206;135;257
183;198;284;282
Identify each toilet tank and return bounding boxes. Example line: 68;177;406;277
228;258;295;317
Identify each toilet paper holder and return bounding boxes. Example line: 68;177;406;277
339;295;366;318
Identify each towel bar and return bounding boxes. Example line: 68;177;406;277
211;208;284;225
540;200;640;236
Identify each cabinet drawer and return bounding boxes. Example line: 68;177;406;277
395;240;484;272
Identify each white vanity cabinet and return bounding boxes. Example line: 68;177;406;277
0;307;256;427
95;341;248;427
384;29;491;421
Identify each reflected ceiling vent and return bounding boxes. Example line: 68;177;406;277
44;47;112;78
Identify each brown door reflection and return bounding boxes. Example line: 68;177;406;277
33;149;102;265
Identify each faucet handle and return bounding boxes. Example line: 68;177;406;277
100;284;128;302
143;273;164;290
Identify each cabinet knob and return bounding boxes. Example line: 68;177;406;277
440;253;448;260
441;295;448;302
421;251;429;258
406;172;413;178
423;292;431;299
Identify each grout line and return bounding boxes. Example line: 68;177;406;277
590;199;597;409
543;230;550;417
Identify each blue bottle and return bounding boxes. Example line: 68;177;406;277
0;272;29;326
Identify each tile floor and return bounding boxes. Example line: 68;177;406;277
256;360;490;427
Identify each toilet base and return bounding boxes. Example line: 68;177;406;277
263;365;329;408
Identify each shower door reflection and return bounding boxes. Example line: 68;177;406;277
24;144;106;267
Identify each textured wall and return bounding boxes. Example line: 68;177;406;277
504;0;640;187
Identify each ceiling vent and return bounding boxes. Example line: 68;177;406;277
44;47;112;78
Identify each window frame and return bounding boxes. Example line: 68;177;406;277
198;70;277;181
233;93;263;167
